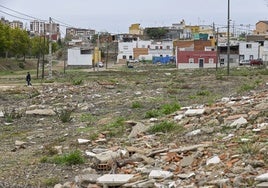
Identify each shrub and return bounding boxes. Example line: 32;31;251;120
43;177;60;186
238;83;255;93
145;109;161;118
196;90;210;96
72;79;83;85
103;117;126;137
80;113;96;125
131;101;143;108
55;107;74;123
3;107;24;122
148;121;176;134
41;150;85;165
239;142;261;155
160;103;181;115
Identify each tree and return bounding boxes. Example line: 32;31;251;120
145;27;168;39
0;23;12;58
10;28;30;60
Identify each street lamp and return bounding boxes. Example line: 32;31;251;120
227;0;230;75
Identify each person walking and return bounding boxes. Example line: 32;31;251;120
26;72;32;86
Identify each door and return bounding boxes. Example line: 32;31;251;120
199;58;204;68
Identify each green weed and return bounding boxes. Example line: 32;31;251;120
41;150;85;165
131;101;143;108
147;121;176;134
43;177;60;186
72;79;83;85
102;117;126;137
55;108;74;123
160;103;181;115
80;113;96;124
239;142;261;155
238;83;255;93
145;109;161;118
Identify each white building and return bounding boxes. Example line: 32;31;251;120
30;20;45;34
239;41;260;61
262;41;268;62
67;47;93;66
117;40;137;61
117;38;173;62
149;40;173;57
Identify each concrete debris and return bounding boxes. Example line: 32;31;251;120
1;75;268;188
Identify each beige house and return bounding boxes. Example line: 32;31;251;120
129;23;143;35
254;21;268;35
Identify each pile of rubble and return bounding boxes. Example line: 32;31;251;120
53;85;268;188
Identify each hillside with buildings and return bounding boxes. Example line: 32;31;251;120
1;17;268;70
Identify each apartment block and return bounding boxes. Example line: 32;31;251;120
10;20;23;29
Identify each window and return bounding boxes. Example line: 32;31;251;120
80;49;91;54
123;55;126;59
166;46;170;50
160;46;163;49
246;44;252;48
220;58;224;65
123;46;128;50
189;58;194;63
209;58;214;64
155;46;159;50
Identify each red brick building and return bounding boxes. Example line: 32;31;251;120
176;50;217;69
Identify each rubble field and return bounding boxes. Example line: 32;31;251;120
0;64;267;188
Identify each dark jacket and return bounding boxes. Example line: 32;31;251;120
26;73;31;81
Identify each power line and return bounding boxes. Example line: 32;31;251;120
0;9;31;21
51;17;73;28
0;4;45;21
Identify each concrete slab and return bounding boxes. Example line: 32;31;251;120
149;170;173;179
97;174;134;186
185;109;205;116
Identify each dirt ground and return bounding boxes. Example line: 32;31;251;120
0;62;267;187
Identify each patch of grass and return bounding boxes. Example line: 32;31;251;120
72;78;83;85
55;107;74;123
3;107;24;122
238;83;255;93
147;121;176;134
42;143;59;156
80;113;96;124
196;89;211;96
188;95;197;100
239;142;261;155
145;109;161;118
167;88;179;95
131;101;143;109
145;103;181;119
43;79;55;83
29;89;40;98
89;132;99;140
41;150;85;165
102;117;126;137
160;103;181;115
42;177;60;186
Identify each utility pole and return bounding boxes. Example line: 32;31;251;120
227;0;230;75
42;29;45;79
216;27;219;71
48;17;52;78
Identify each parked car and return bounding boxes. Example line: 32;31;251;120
96;62;104;68
239;59;250;66
250;59;263;66
127;59;139;63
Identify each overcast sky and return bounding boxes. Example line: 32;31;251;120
1;0;267;34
